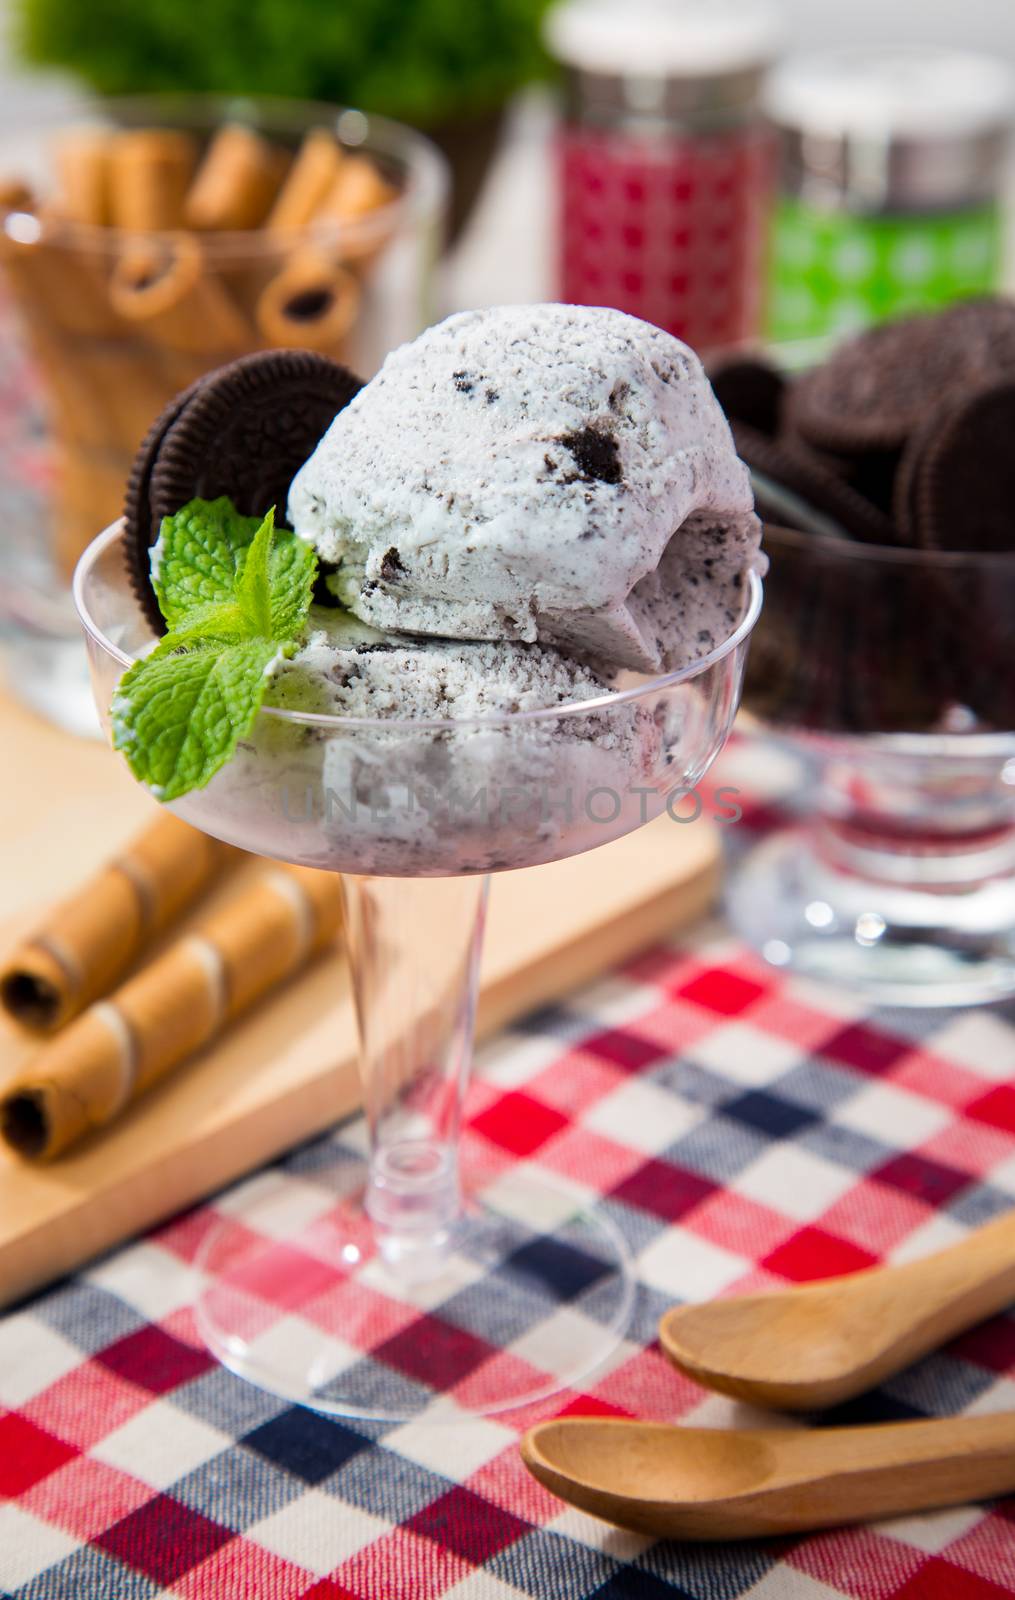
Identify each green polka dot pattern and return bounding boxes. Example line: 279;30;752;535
767;198;1003;343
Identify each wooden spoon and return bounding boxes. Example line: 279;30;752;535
521;1412;1015;1540
659;1209;1015;1411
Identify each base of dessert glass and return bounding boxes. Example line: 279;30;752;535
193;1159;635;1422
728;826;1015;1007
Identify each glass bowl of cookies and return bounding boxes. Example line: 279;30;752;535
716;300;1015;1006
0;94;448;732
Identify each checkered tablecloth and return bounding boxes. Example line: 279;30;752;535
3;742;1015;1600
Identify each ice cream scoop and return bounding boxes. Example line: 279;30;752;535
288;304;760;672
220;609;665;875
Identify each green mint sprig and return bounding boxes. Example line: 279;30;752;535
113;497;317;801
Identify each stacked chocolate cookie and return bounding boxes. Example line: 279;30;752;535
712;301;1015;733
124;350;363;632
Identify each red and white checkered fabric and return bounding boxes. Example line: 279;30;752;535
3;742;1015;1598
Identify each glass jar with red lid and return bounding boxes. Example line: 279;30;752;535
544;0;779;355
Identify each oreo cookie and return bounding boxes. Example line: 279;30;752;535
124;378;209;632
125;349;364;633
708;355;786;438
733;422;897;546
788;298;1015;457
895;379;1015;553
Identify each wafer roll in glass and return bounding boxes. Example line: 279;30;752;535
265;128;343;232
255;248;361;349
107;129;197;230
109;233;252;355
185;124;290;231
53;129;113;225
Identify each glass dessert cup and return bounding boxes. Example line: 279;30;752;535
75;520;761;1419
0;94;447;736
731;524;1015;1007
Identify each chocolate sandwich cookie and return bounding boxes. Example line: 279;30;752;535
125;349;363;632
708;355;786;438
895;379;1015;553
733;421;897;546
788;298;1015;457
124;377;210;631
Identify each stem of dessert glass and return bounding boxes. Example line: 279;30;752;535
339;871;490;1279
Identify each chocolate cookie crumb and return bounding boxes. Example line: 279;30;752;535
557;425;622;485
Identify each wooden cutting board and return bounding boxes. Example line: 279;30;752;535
0;687;719;1309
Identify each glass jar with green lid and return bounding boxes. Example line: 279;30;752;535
766;48;1014;346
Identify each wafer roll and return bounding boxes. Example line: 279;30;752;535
53;130;113;225
255;248;360;350
0;217;118;338
185;123;289;231
0;866;343;1160
0;814;233;1034
265;129;342;232
109;232;251;355
108;130;197;231
316;155;397;223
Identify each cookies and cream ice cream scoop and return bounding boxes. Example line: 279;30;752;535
288;303;760;673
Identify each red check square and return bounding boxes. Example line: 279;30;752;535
96;1493;235;1585
763;1227;879;1283
470;1091;568;1156
407;1485;530;1564
0;1412;78;1496
679;967;767;1016
373;1314;498;1389
221;1241;340;1312
580;1028;666;1072
872;1150;972;1206
894;1558;1011;1600
96;1323;215;1395
610;1158;715;1222
966;1085;1015;1135
948;1314;1015;1374
819;1023;911;1075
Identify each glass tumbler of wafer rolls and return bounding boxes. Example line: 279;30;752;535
0;95;447;735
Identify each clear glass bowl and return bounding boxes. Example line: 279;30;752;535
75;519;761;1419
0;94;447;734
732;523;1015;1006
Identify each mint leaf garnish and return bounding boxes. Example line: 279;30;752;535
235;505;277;639
113;639;279;800
115;499;318;801
267;518;318;641
153;496;265;628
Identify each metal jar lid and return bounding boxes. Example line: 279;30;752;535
544;0;780;128
767;48;1015;213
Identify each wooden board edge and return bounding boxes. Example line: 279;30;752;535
0;836;719;1309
